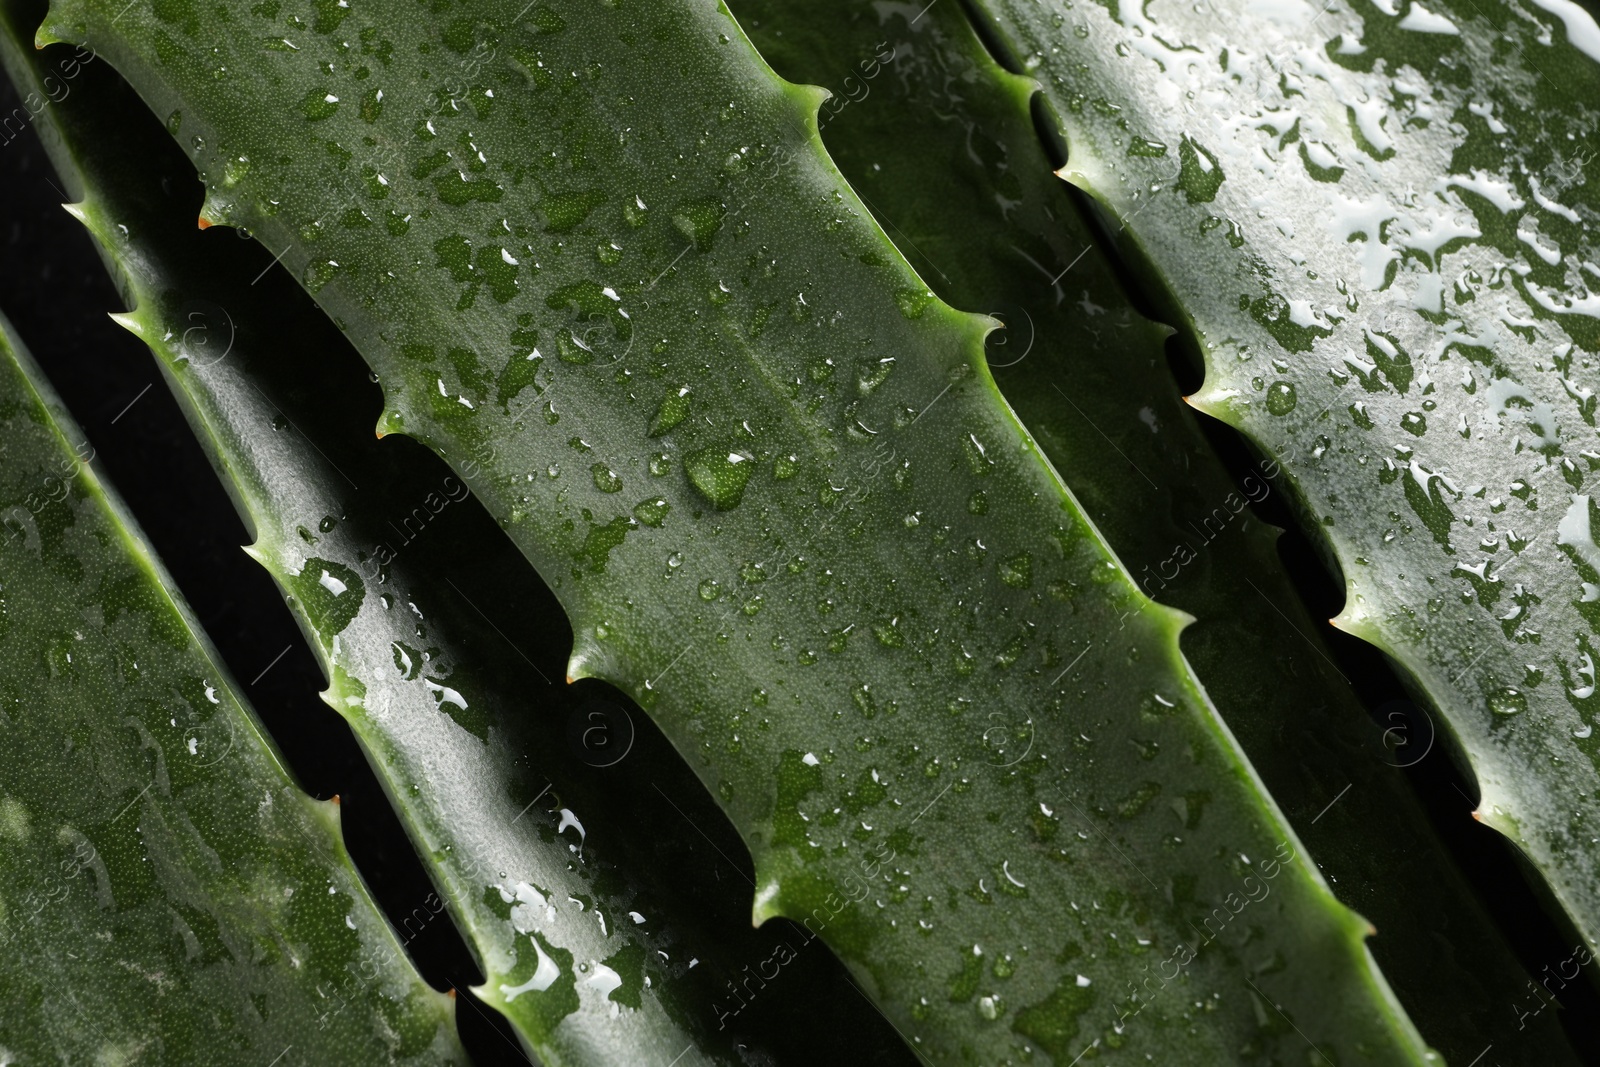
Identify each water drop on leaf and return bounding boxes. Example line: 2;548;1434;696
649;387;691;436
1265;380;1297;415
685;448;752;510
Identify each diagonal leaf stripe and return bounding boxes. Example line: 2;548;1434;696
0;0;928;1056
732;0;1583;1059
965;0;1600;963
37;0;1439;1060
0;312;462;1062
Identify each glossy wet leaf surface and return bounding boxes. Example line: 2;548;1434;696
734;0;1583;1060
966;0;1600;959
0;4;925;1058
42;0;1440;1060
0;317;461;1063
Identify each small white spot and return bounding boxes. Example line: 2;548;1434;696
557;809;587;856
426;680;469;711
500;935;562;1001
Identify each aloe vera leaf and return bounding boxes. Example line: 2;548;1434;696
0;312;463;1060
962;0;1600;955
734;0;1584;1058
0;10;918;1062
42;0;1439;1060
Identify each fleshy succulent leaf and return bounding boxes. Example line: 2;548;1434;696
965;0;1600;962
34;0;1443;1060
0;4;920;1058
0;310;462;1062
733;0;1583;1059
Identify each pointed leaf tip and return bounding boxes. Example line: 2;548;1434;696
107;312;143;339
32;20;65;49
197;216;213;230
750;879;783;929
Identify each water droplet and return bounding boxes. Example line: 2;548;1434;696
1489;687;1527;716
359;87;383;123
672;196;725;252
623;195;649;228
1177;136;1224;203
999;554;1033;589
858;357;895;394
633;497;670;527
649;387;691;436
303;259;338;292
685;448;752;510
1265;380;1297;415
963;434;994;476
895;288;934;319
300;88;340;121
541;189;606;233
591;463;623;493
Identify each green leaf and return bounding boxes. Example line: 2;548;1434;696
0;315;461;1060
44;0;1435;1059
0;7;922;1060
735;0;1582;1060
967;0;1600;957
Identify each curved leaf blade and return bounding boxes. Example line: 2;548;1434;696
0;313;462;1063
966;0;1600;959
0;6;919;1059
733;0;1583;1059
46;0;1436;1060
